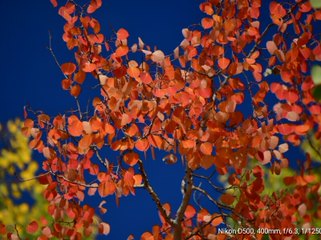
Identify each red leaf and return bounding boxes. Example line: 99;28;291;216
61;78;71;90
135;138;150;152
220;193;236;205
78;134;93;154
141;232;153;240
184;205;196;219
181;139;196;149
123;152;139;166
98;180;116;197
201;18;214;29
140;72;153;84
295;124;310;135
68;115;84;137
211;214;223;226
82;62;96;72
200;142;212;155
61;62;76;75
87;0;102;14
50;0;58;7
70;84;81;97
27;221;39;234
115;45;129;57
74;71;86;84
218;57;230;70
117;28;129;40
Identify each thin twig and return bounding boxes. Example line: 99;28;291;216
137;158;175;227
192;186;233;211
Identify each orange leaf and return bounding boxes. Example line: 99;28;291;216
123;152;139;166
140;72;153;84
90;116;102;131
133;174;142;186
78;134;93;154
200;142;212;155
141;232;153;240
295;124;310;135
50;0;58;7
87;0;102;14
61;78;72;90
70;84;81;97
115;45;129;57
27;221;38;234
184;205;196;219
211;214;223;226
126;124;139;137
117;28;129;40
98;222;110;235
181;139;195;149
201;18;214;29
98;180;116;197
61;62;76;75
218;57;230;70
135;138;150;152
127;67;140;79
82;62;96;72
68;115;84;137
74;71;86;84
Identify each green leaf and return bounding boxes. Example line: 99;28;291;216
311;65;321;85
313;84;321;101
310;0;321;9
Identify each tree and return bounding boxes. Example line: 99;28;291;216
0;120;98;239
1;0;321;239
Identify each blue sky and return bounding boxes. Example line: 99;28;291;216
0;0;205;239
2;0;318;239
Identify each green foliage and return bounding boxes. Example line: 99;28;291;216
310;0;321;9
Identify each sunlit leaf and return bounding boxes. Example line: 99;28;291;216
184;205;196;219
117;28;129;40
201;18;214;29
115;45;129;57
82;62;96;73
87;0;102;14
99;222;110;235
218;57;230;70
123;152;139;166
151;50;165;64
266;41;277;55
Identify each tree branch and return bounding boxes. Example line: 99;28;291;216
174;166;193;240
192;186;233;211
137;159;175;227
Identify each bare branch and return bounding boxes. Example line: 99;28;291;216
137;159;175;227
174;167;193;240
